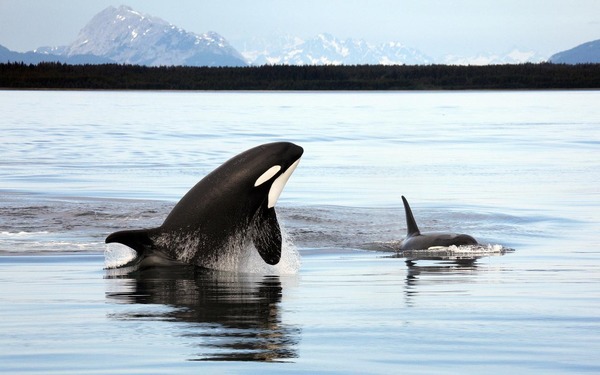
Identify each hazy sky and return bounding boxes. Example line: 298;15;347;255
1;0;599;59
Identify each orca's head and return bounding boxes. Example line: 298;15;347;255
215;142;303;265
233;142;304;209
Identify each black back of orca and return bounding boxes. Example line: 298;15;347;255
400;196;478;250
106;142;303;268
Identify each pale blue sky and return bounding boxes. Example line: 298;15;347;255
1;0;599;59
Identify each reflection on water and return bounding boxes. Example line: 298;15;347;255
405;262;479;304
381;254;481;308
105;267;300;362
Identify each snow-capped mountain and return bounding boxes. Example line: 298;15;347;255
442;49;546;65
236;34;546;66
64;5;246;67
33;46;69;56
238;34;433;65
549;39;600;64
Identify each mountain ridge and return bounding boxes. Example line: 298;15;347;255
0;43;114;65
238;33;434;65
549;39;600;64
2;5;595;66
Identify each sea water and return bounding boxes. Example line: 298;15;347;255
0;90;599;373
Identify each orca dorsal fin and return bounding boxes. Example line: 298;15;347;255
105;229;154;255
252;205;282;265
402;196;421;237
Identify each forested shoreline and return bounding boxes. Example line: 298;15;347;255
1;62;600;90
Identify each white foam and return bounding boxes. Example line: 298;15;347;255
1;231;50;237
402;244;514;261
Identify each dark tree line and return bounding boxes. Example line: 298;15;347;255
1;61;600;90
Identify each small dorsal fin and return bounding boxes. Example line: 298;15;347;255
402;196;421;237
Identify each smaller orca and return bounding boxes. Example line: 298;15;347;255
399;196;478;250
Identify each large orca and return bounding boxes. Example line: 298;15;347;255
106;142;303;269
399;196;478;250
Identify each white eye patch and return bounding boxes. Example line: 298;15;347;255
254;165;281;187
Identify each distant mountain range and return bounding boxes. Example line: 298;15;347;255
442;49;546;65
237;34;547;66
238;34;434;65
1;5;598;66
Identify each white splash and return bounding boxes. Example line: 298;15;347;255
103;225;301;275
402;244;514;261
204;226;301;275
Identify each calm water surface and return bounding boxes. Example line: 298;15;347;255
0;90;599;374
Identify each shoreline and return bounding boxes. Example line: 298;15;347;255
2;62;600;90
